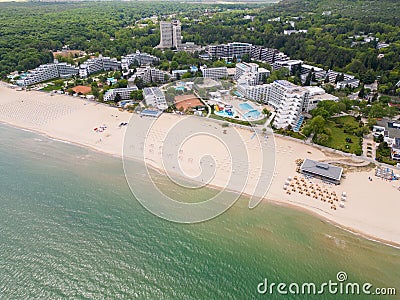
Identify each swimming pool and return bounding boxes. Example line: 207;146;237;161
215;108;236;118
239;102;253;111
244;109;261;119
175;86;185;91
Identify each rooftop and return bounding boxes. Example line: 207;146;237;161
376;118;400;139
300;159;343;182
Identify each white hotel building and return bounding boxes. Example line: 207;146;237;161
143;87;168;110
207;42;252;60
79;56;120;78
21;61;78;86
129;67;170;84
121;51;160;70
266;80;310;129
234;62;269;83
103;86;138;102
235;62;270;102
200;66;228;80
237;83;269;102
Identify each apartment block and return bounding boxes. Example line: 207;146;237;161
237;82;269;102
305;86;339;111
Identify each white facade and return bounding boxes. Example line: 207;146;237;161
200;66;228;80
237;82;269;102
79;56;121;78
207;42;252;60
250;46;278;64
22;62;78;86
273;60;303;74
305;86;339;111
103;86;138;102
326;70;354;84
265;80;310;129
336;79;360;89
56;62;79;78
234;62;270;84
121;51;159;69
129;67;170;85
143;87;168;110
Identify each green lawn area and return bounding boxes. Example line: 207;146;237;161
275;128;306;140
314;116;363;155
41;84;63;92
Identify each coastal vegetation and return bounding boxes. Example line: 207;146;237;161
1;0;399;97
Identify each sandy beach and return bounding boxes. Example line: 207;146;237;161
1;85;399;246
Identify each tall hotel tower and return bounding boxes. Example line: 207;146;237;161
159;20;182;49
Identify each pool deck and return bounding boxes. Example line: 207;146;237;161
209;97;266;122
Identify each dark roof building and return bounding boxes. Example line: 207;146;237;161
300;159;343;184
376;118;400;139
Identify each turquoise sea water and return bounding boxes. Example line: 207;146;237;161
0;123;399;299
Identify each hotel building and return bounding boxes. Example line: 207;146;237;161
121;51;160;70
200;66;228;80
129;67;170;85
143;87;168;110
237;82;269;102
234;62;270;83
325;70;355;84
22;61;78;86
79;56;120;78
235;62;270;102
159;20;182;49
103;86;139;102
207;42;252;60
272;60;303;75
300;64;327;83
250;46;278;64
265;80;310;129
305;86;339;111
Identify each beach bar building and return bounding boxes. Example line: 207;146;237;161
300;159;343;184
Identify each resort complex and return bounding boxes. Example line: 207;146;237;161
1;1;400;298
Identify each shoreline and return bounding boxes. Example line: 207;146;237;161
4;118;400;249
0;85;399;249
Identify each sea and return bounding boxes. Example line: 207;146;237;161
0;123;399;299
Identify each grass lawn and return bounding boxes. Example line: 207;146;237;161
41;85;63;92
275;128;306;140
314;116;363;155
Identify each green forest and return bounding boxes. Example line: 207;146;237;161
0;0;399;95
